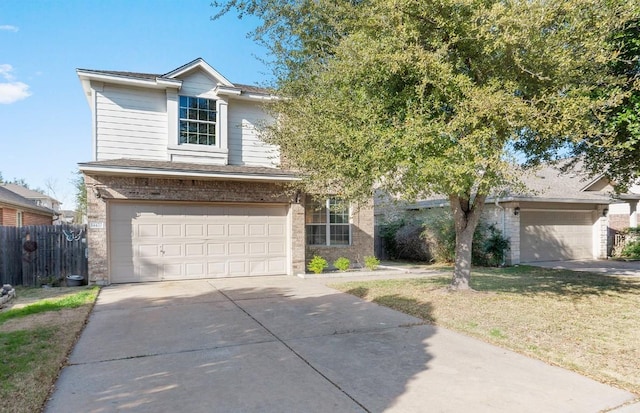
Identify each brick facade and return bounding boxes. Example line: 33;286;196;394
0;206;52;226
83;173;374;284
608;213;639;231
305;201;375;269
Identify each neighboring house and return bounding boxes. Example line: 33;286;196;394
0;186;55;226
377;164;620;265
2;183;62;212
607;183;640;231
59;209;77;224
77;58;373;285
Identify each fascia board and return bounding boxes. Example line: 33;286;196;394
76;70;182;90
164;58;234;87
78;165;301;182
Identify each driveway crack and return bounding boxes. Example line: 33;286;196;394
217;289;371;413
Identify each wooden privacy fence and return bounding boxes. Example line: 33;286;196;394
0;224;88;286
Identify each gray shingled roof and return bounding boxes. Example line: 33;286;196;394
403;162;614;210
512;163;612;201
77;68;273;95
0;187;56;215
2;183;60;203
79;159;299;179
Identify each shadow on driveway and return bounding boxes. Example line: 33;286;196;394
45;277;635;412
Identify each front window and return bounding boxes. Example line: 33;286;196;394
306;198;351;246
179;96;217;145
16;211;23;227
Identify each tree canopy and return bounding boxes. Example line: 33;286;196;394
215;0;638;288
571;18;640;191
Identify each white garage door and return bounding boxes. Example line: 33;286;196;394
520;210;594;262
109;203;288;283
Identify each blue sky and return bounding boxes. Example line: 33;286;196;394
0;0;269;209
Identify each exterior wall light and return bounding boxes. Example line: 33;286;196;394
514;207;520;216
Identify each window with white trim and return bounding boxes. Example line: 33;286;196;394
305;198;351;246
16;211;23;227
179;96;217;145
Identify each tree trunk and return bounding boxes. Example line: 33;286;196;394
449;193;487;290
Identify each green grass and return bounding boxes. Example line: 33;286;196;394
0;285;99;412
0;286;99;324
0;328;56;392
331;265;640;395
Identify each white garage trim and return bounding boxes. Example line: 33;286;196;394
520;210;595;263
108;201;289;283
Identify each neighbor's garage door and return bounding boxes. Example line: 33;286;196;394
520;210;594;262
109;203;288;283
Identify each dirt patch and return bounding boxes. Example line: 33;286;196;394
2;307;90;333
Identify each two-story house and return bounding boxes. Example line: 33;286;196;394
77;58;374;285
0;186;56;226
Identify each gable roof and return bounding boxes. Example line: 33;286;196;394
0;187;56;215
77;58;272;96
2;183;60;203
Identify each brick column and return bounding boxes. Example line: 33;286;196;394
84;174;109;285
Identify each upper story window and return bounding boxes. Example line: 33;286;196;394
305;198;351;246
179;96;217;146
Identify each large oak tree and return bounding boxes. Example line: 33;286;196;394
215;0;637;289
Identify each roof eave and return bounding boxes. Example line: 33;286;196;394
78;164;301;183
76;69;182;90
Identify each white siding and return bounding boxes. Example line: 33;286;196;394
228;100;280;167
179;71;219;99
96;85;168;161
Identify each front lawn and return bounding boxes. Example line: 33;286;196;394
0;286;99;413
331;266;640;395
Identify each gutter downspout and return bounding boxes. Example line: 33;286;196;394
495;197;506;266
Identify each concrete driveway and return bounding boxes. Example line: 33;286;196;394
529;259;640;276
46;276;636;413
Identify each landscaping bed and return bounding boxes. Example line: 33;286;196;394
331;265;640;395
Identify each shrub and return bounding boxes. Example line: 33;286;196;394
333;257;351;272
621;240;640;259
307;255;328;274
364;256;380;271
382;211;510;266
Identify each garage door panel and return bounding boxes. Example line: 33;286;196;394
162;244;182;257
269;224;285;236
520;211;593;262
162;224;181;237
228;224;246;236
228;242;246;255
185;243;204;256
229;261;247;275
249;224;266;236
207;261;226;275
207;224;225;236
139;224;159;237
185;224;204;237
110;203;288;282
207;243;225;255
138;244;160;258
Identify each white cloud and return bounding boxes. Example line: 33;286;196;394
0;64;31;104
0;25;19;32
0;64;15;80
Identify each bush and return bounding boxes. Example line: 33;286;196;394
621;240;640;259
307;255;328;274
383;211;510;266
333;257;351;272
364;256;380;271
